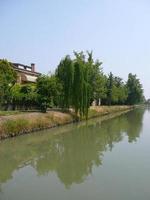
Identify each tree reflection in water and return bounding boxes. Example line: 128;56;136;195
0;109;145;188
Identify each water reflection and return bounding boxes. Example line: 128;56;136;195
0;109;145;188
147;105;150;112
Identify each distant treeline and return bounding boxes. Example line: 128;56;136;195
0;51;144;118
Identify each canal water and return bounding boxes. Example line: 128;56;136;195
0;108;150;200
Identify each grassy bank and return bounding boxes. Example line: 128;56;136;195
0;111;22;116
0;106;134;140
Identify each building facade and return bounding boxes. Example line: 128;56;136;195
12;62;40;84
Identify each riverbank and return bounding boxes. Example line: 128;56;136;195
0;106;134;140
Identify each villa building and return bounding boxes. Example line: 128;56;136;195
11;62;40;84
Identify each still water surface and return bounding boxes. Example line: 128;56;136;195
0;108;150;200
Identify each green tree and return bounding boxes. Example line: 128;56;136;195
55;51;107;118
106;72;114;105
94;73;107;105
126;73;143;105
36;75;62;112
20;84;37;110
113;76;128;104
11;84;38;110
86;51;106;105
0;60;17;110
56;51;91;119
104;74;128;105
72;51;90;119
56;56;74;109
10;84;22;110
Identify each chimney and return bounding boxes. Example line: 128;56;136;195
31;63;35;72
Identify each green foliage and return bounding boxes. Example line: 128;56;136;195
56;55;74;109
106;72;114;105
55;51;144;117
0;60;17;109
73;51;91;119
112;76;128;104
56;51;95;119
0;52;144;115
126;73;143;105
86;51;105;104
104;73;128;105
36;75;62;112
11;83;38;110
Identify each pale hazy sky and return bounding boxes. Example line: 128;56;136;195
0;0;150;98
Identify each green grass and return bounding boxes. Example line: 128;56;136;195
0;111;22;116
0;110;40;116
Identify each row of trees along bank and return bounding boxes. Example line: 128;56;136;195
0;51;144;119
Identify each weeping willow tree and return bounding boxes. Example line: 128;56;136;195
56;51;104;119
56;55;74;110
72;53;84;117
83;63;90;119
73;52;90;119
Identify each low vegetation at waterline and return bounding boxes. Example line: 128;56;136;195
0;106;133;139
0;52;144;119
0;111;75;139
0;110;22;116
